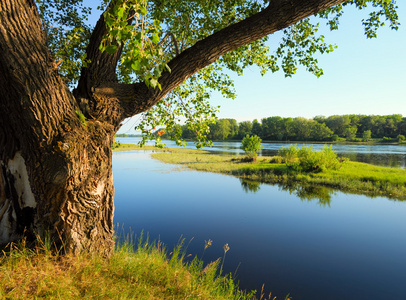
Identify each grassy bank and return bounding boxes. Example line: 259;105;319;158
112;142;149;152
1;236;283;300
145;147;406;200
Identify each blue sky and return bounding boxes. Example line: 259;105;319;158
110;2;406;133
210;2;406;122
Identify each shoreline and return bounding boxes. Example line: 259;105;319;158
113;144;406;200
115;136;406;146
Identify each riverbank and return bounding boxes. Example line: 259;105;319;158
1;237;269;299
152;136;406;145
125;146;406;200
260;139;406;146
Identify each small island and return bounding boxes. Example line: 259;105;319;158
115;144;406;200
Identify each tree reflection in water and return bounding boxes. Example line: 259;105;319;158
239;179;261;193
239;179;334;207
280;183;334;207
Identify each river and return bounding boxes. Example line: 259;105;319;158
116;137;406;168
113;138;406;299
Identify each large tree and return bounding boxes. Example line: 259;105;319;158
0;0;399;254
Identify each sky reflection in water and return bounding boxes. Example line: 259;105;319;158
113;150;406;300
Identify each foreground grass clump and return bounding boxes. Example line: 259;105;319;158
1;237;273;300
149;148;406;199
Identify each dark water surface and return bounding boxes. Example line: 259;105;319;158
116;137;406;168
113;150;406;300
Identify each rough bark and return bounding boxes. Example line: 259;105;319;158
0;0;346;254
0;0;116;255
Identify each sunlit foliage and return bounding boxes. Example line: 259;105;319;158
36;0;400;146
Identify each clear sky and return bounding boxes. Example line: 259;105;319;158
114;2;406;133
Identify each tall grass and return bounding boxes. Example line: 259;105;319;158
0;235;289;300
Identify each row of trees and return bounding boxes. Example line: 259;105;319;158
161;114;406;142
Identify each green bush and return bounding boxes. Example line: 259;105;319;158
241;135;262;161
269;156;284;164
397;134;405;143
278;144;299;164
278;145;344;173
331;134;339;142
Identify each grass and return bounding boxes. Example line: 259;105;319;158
112;143;151;152
143;147;406;200
0;235;289;300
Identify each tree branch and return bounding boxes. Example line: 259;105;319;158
74;1;131;119
94;0;345;123
75;14;120;97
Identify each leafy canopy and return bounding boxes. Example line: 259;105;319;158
36;0;400;147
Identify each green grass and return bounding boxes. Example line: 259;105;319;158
1;235;287;300
113;143;151;151
145;148;406;200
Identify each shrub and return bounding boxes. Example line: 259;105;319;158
278;145;344;173
241;135;262;162
331;134;339;142
397;134;405;143
269;156;284;164
278;144;299;164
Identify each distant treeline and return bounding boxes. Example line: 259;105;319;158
161;114;406;142
116;133;142;137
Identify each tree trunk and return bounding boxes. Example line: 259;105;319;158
0;123;116;256
0;0;116;255
0;0;347;254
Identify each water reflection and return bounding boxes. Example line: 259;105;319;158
239;179;261;193
342;151;404;168
113;150;406;300
280;184;334;207
240;178;334;206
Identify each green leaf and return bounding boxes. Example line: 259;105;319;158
110;29;119;38
150;78;158;87
105;44;117;54
151;33;160;44
140;6;147;16
117;7;124;19
131;61;141;71
105;14;114;28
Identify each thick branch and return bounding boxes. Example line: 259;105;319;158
74;11;122;103
95;0;345;122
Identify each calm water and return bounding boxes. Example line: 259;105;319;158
116;137;406;168
113;150;406;300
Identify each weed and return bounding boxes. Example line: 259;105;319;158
75;110;87;127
